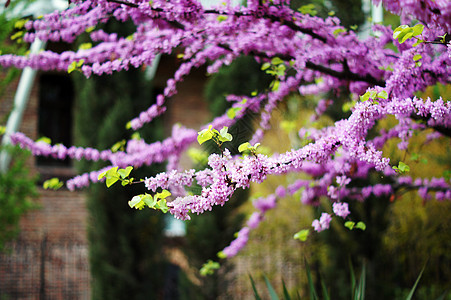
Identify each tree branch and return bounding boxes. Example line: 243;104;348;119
410;114;451;138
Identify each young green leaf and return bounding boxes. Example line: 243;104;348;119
197;126;214;145
217;251;227;259
393;25;409;40
155;199;169;213
200;260;220;276
43;178;63;190
238;142;251;153
155;189;171;200
217;15;228;22
79;43;92;50
355;222;366;231
106;176;119;188
393;161;410;174
218;126;233;142
117;166;133;179
345;221;355;230
271;57;284;65
293;229;309;241
261;62;271;71
142;194;156;208
36;136;51;144
411;23;424;36
413;54;422;61
377;90;388;99
129;195;146;210
271;80;280;91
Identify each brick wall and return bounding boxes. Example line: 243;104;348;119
0;56;211;299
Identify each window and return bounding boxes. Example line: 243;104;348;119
37;74;74;167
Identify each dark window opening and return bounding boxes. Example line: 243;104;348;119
37;74;74;167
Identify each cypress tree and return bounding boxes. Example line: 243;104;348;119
73;21;167;300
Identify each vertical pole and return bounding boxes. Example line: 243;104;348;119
0;38;46;174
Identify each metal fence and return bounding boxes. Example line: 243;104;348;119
0;237;90;300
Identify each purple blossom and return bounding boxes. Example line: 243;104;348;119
312;213;332;232
333;202;350;218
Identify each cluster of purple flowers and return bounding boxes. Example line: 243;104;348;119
1;0;450;258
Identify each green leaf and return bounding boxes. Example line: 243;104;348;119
282;280;291;300
217;15;228;22
155;189;171;200
142;194;156;208
393;25;409;40
106;176;119;188
271;80;280;91
217;251;227;259
227;107;237;119
200;260;220;276
117;166;133;179
76;59;85;68
359;92;370;102
218;126;233;142
249;275;262;300
377;90;388;99
293;229;309;241
413;54;422;61
369;90;377;100
11;31;24;41
0;126;5;135
399;28;414;43
85;26;95;33
271;57;284;65
349;259;356;295
321;277;330;300
261;62;271;71
355;222;366;231
406;264;425;300
333;28;346;36
263;276;280;300
79;43;92;50
98;170;108;180
394;161;410;174
105;166;118;177
43;178;63;190
197;127;214;145
36;137;51;144
354;263;366;300
298;4;317;16
129;195;146;209
155;199;169;213
68;61;77;74
345;221;356;230
305;259;319;300
14;19;29;29
412;23;424;36
238;142;251;153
